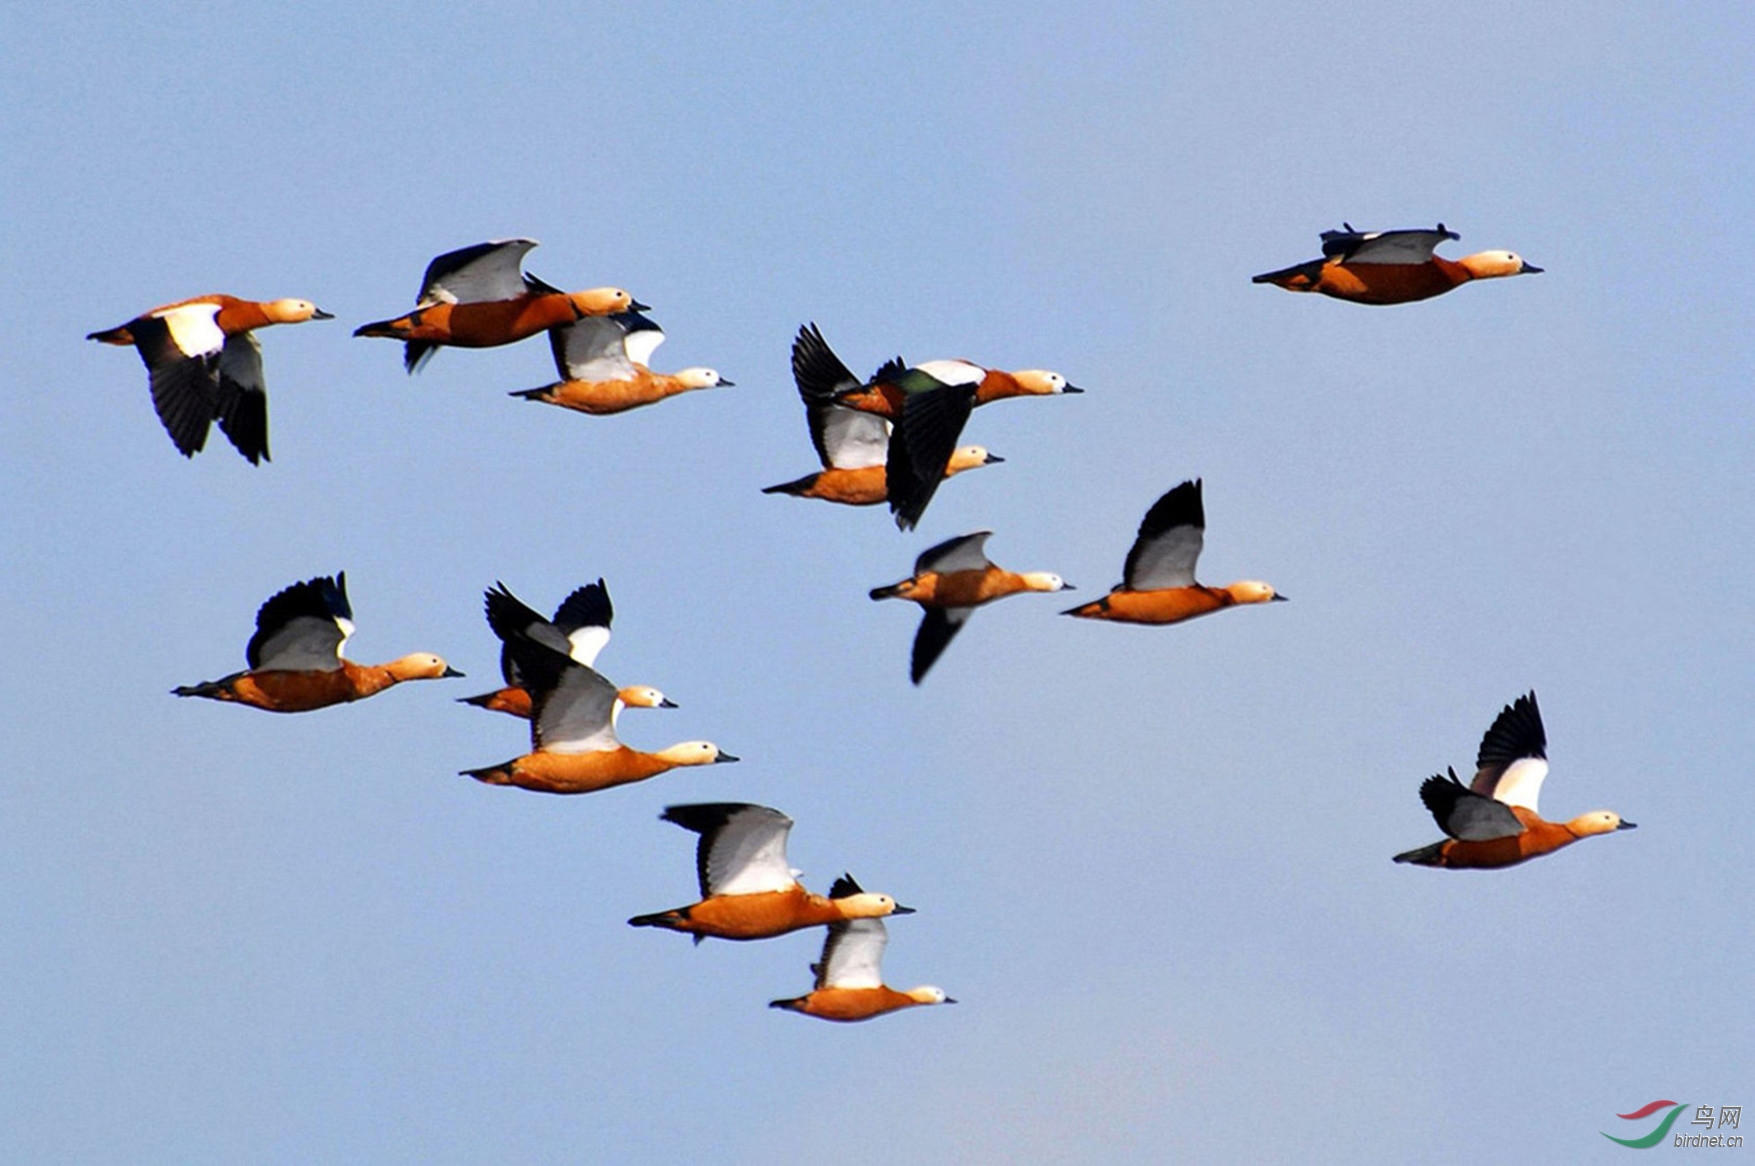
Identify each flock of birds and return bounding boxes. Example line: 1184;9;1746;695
96;225;1633;1021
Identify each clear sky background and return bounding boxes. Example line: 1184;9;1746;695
3;3;1750;1162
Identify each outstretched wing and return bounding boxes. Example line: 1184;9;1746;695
215;331;269;464
1419;768;1524;841
247;573;353;671
417;238;539;305
548;314;638;382
815;917;888;989
911;606;974;684
505;635;620;754
660;803;796;898
1321;224;1459;265
886;379;977;531
1469;691;1549;814
1122;479;1204;590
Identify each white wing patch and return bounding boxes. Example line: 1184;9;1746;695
819;918;888;989
622;326;666;369
1486;756;1549;814
912;359;984;386
705;806;796;896
566;624;611;667
820;405;890;469
156;303;225;359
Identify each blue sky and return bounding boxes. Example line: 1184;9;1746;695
4;3;1750;1162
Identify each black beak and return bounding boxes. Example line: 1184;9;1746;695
312;308;336;320
714;750;740;764
1616;820;1637;830
718;378;735;387
442;666;465;678
984;453;1006;464
1271;593;1290;602
659;697;678;709
631;298;653;311
890;904;916;915
943;997;959;1004
1062;383;1085;394
1520;262;1544;274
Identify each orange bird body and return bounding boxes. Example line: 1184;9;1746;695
172;573;459;713
1394;692;1635;869
629;805;911;942
1253;224;1541;305
1062;479;1285;626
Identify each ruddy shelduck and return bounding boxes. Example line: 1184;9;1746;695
770;915;954;1022
763;323;1002;506
509;309;730;415
89;294;332;464
172;572;461;712
834;356;1083;420
458;580;675;719
354;239;646;372
628;803;912;943
1063;479;1286;626
1395;692;1635;869
871;531;1071;683
460;632;734;794
1253;223;1542;305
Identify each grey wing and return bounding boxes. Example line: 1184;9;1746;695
1418;770;1524;841
701;805;796;896
910;606;974;684
1123;479;1205;588
215;331;269;464
549;315;636;381
816;403;890;470
817;918;888;989
530;663;622;753
418;238;539;305
1327;226;1459;265
252;614;348;672
915;530;994;576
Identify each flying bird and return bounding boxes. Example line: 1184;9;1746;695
1252;223;1541;304
763;323;1001;506
871;531;1071;683
770;914;954;1022
1062;479;1286;625
1394;692;1635;869
509;309;731;414
354;238;645;372
88;294;332;463
172;572;461;712
628;803;911;942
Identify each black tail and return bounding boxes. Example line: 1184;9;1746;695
762;473;816;496
1392;841;1446;866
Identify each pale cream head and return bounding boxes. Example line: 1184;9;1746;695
1227;580;1282;604
1022;571;1071;593
385;653;460;681
655;741;738;766
1012;369;1070;395
946;445;1000;475
673;368;726;389
905;986;953;1005
265;298;326;324
568;287;636;315
1568;810;1633;837
1459;250;1541;279
617;686;673;709
834;891;901;919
